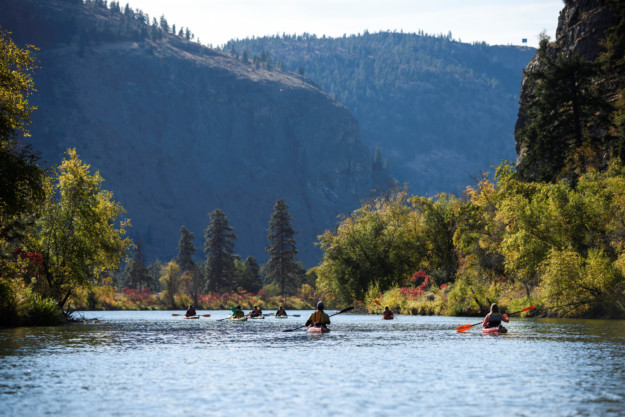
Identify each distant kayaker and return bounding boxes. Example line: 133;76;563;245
185;304;196;317
275;305;288;317
382;305;394;320
305;301;330;329
482;303;509;329
249;305;263;318
231;305;245;318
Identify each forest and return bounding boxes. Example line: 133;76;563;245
1;0;625;327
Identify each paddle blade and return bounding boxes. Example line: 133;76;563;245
374;299;382;307
521;306;536;313
171;314;180;316
202;314;211;317
456;324;474;332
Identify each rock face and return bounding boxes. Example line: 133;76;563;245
0;0;393;266
514;0;619;173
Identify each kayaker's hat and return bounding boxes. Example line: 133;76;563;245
279;305;283;309
236;305;241;309
385;305;389;309
317;301;324;309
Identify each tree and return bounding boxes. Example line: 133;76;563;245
128;239;150;291
266;199;300;299
317;191;423;302
517;40;613;182
0;29;44;240
30;149;132;310
204;209;237;293
372;146;383;171
177;226;202;305
176;226;196;272
234;256;263;293
159;261;184;308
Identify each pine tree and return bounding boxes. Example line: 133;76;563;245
128;239;150;292
177;226;203;304
204;209;237;293
176;226;196;272
517;39;613;182
266;199;299;299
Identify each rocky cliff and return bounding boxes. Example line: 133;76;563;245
515;0;622;178
0;0;393;266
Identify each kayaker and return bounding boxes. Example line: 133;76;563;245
185;304;196;317
275;305;287;317
382;305;394;320
482;303;509;329
249;305;263;318
305;301;330;329
231;305;245;318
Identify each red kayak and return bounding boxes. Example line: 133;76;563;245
307;325;331;334
382;316;394;320
482;326;507;335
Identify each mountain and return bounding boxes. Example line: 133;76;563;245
226;32;536;195
0;0;394;266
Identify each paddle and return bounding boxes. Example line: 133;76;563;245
456;306;536;332
282;306;354;332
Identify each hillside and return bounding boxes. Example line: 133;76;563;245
0;0;394;266
227;32;536;195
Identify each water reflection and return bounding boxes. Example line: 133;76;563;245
1;311;624;417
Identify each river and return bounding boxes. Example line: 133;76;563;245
1;310;624;417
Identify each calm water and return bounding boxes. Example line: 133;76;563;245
1;311;624;417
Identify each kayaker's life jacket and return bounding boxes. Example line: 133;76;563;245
486;312;502;328
310;310;329;324
186;309;196;316
276;309;287;316
383;310;393;319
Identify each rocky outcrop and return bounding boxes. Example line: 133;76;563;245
0;0;394;266
515;0;620;175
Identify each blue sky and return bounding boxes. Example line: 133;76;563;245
126;0;564;48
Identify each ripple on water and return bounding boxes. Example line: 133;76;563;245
1;312;625;417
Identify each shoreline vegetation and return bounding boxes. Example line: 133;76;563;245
3;1;625;327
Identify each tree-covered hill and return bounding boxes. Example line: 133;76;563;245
0;0;393;266
227;32;535;194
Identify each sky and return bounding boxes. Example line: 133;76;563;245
124;0;564;48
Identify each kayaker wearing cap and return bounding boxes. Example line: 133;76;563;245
482;303;509;330
382;305;394;320
305;301;330;328
231;305;245;318
275;306;287;317
185;304;196;317
249;305;263;318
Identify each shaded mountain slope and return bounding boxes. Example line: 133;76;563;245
0;0;393;266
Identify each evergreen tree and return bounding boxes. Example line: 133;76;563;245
234;256;263;293
176;226;196;272
177;226;203;304
204;209;237;293
517;39;613;182
372;146;383;171
266;199;299;299
147;259;162;291
128;239;150;291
